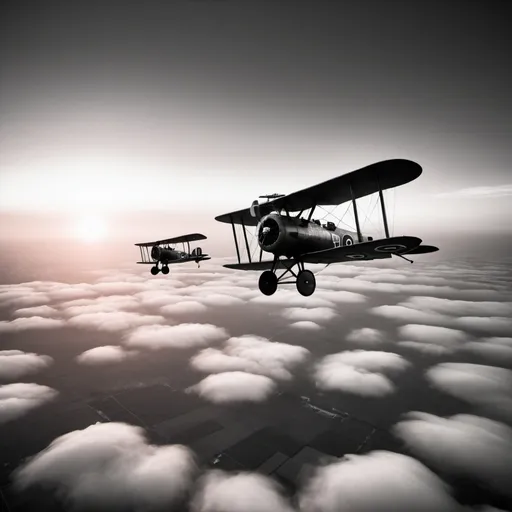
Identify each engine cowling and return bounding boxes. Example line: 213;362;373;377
257;214;336;257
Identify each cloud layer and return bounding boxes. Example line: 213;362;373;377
0;383;57;424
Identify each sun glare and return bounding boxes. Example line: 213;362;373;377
74;215;109;243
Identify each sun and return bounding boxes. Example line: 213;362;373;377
74;215;109;243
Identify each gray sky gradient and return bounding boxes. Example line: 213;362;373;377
1;0;511;237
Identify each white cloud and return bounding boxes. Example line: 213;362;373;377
397;341;453;356
0;291;50;308
0;316;65;333
161;301;209;316
0;383;57;424
68;311;165;332
394;412;512;498
455;316;512;336
250;291;335;308
0;350;53;380
313;351;410;397
290;321;323;331
191;470;294;512
371;305;452;326
46;284;98;301
90;281;147;295
134;290;184;308
12;305;60;318
187;372;276;404
281;307;338;323
398;324;467;349
125;323;228;350
462;339;512;363
13;422;197;510
190;335;310;381
195;293;246;307
426;363;512;419
76;346;137;365
61;295;141;316
346;328;384;345
400;296;512;318
298;450;461;512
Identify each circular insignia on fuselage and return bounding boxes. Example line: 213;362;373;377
343;235;354;246
346;254;366;260
374;244;408;253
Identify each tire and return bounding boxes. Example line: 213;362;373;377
259;271;278;296
150;266;160;276
296;270;316;296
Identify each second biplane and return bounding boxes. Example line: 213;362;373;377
135;233;210;275
215;159;439;296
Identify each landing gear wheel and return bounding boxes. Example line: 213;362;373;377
296;270;316;296
259;271;278;296
161;266;169;275
150;266;160;276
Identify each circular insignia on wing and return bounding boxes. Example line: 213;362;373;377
343;235;354;246
374;244;408;253
346;254;366;260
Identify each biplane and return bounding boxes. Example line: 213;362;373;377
215;159;439;296
135;233;210;275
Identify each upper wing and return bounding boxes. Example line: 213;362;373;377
215;159;422;224
272;159;421;211
215;208;261;227
301;236;422;264
135;233;207;247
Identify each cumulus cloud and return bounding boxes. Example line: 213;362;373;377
0;289;51;307
68;311;166;332
0;316;65;333
250;291;335;308
400;296;512;318
371;305;452;326
426;363;512;419
195;293;246;307
61;295;141;316
313;350;410;397
298;450;461;512
394;412;512;498
125;323;228;350
462;338;512;363
397;341;452;356
12;305;60;318
190;335;310;381
346;328;384;345
76;346;137;365
46;284;97;301
281;307;338;323
398;324;467;350
13;422;197;510
187;372;276;404
0;383;57;424
455;317;512;336
191;470;294;512
161;301;209;316
0;350;53;380
290;321;323;331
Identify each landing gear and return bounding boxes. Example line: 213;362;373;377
296;269;316;296
259;271;278;296
161;265;170;275
150;266;160;275
258;258;317;296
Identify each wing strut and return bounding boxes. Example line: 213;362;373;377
349;182;363;243
307;205;316;221
377;175;390;238
230;215;241;264
240;218;252;263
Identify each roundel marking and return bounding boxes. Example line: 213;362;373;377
346;254;366;260
343;235;354;246
374;244;408;253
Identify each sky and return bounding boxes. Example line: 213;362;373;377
1;0;511;245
